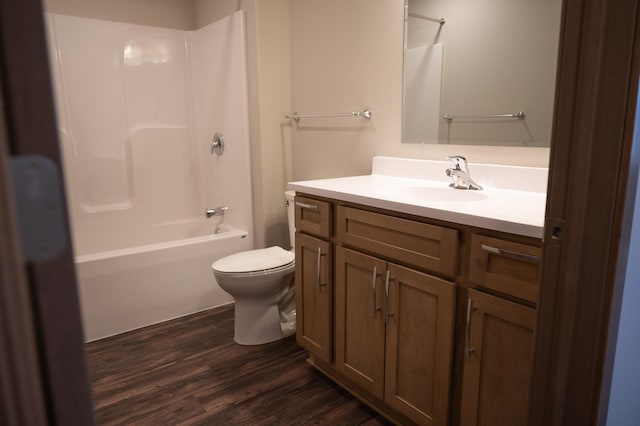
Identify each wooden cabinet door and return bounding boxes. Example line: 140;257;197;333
335;247;387;398
460;289;536;426
384;264;455;425
295;232;332;363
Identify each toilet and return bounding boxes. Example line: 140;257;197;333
211;190;296;345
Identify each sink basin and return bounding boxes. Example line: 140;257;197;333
376;185;489;202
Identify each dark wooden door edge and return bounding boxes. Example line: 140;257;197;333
0;0;95;424
595;5;640;425
532;0;640;424
0;83;48;426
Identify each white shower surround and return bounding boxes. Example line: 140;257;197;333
45;11;253;341
402;43;443;144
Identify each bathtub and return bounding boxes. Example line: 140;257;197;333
47;11;255;342
76;225;251;341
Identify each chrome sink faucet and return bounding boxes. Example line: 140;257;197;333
445;155;483;190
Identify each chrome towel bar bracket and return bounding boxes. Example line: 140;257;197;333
407;12;445;25
443;111;526;122
285;108;372;123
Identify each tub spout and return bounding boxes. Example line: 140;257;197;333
205;206;228;218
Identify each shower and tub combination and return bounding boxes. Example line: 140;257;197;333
46;11;256;341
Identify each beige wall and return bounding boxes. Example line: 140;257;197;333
250;0;293;248
289;0;405;180
194;0;241;28
289;0;551;182
44;0;196;29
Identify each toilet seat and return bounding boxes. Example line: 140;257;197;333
212;246;294;276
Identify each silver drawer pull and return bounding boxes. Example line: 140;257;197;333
295;201;319;210
316;247;326;291
371;266;378;319
481;244;540;264
464;298;475;363
384;270;392;325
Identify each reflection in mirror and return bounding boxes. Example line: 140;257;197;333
402;0;562;146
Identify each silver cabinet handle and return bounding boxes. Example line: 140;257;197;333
371;266;378;319
481;243;540;264
295;201;319;210
316;247;326;291
384;270;391;325
464;298;475;363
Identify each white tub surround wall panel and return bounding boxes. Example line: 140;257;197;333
402;43;443;144
49;14;131;212
190;12;254;236
121;25;191;128
129;128;200;226
46;12;253;255
46;12;253;340
47;14;196;254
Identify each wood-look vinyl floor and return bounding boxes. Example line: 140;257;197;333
86;304;391;425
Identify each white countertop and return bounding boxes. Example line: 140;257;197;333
288;156;548;239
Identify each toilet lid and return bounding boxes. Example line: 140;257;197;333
212;246;294;273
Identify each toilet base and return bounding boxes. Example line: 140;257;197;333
233;300;292;345
211;248;296;345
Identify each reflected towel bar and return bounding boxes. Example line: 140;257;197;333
285;108;372;123
408;12;445;25
443;112;526;122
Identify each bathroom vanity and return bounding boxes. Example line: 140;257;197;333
288;157;546;426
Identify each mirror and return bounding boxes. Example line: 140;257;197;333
402;0;562;146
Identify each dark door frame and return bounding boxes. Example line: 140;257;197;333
531;0;640;424
0;81;49;426
0;0;95;424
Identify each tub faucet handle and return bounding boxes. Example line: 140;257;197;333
205;206;228;218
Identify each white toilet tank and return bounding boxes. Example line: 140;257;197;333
285;190;296;249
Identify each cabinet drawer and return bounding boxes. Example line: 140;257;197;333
337;206;458;279
469;234;542;303
294;196;331;239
